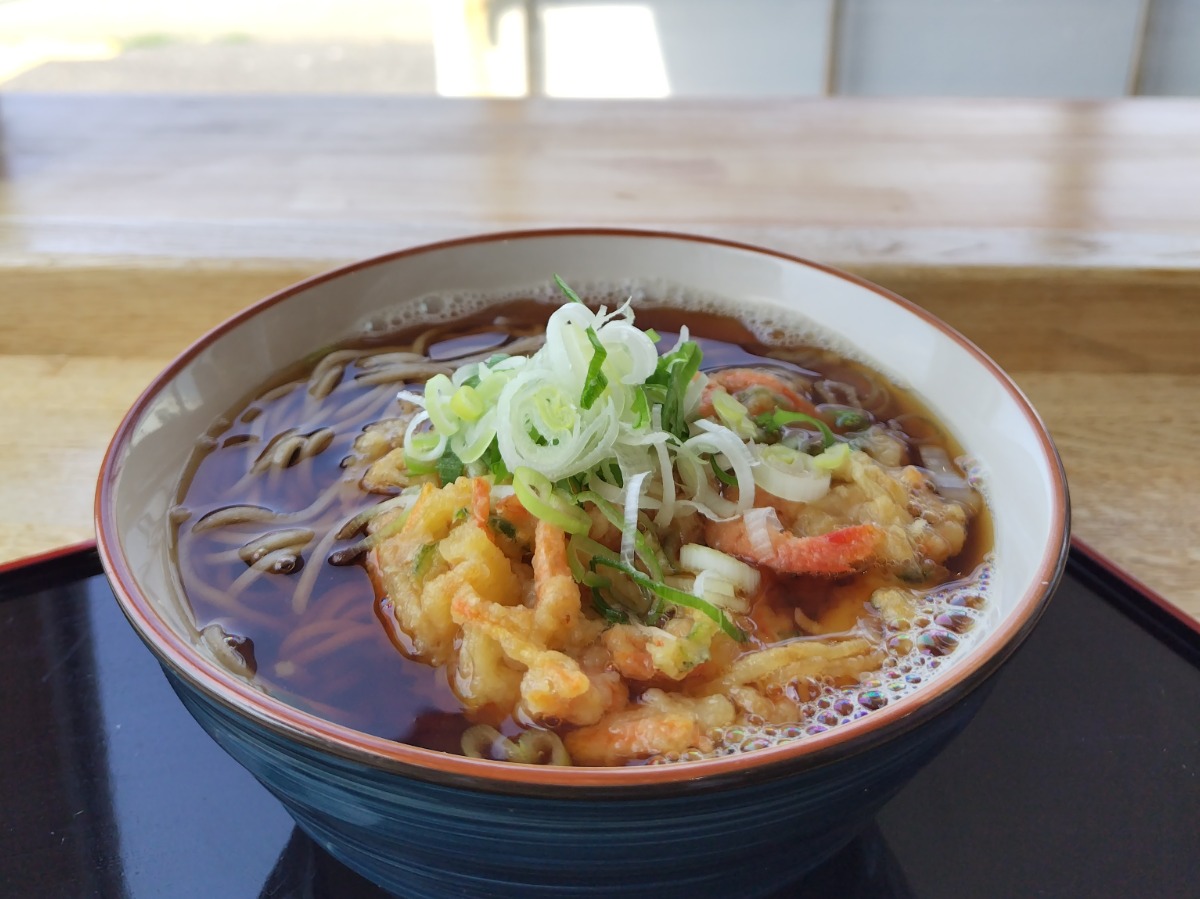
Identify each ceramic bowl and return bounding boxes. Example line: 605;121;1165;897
96;229;1069;898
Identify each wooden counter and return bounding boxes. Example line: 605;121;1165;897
1;94;1196;619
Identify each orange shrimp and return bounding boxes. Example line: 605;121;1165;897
485;492;537;558
697;367;818;419
563;690;734;766
471;477;491;531
704;515;882;577
531;520;599;653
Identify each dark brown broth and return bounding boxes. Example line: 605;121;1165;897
174;299;991;751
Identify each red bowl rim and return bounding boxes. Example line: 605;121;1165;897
95;227;1071;791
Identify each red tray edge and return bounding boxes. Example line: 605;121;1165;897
0;539;98;578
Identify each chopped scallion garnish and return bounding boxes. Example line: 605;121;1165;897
833;408;870;430
579;326;609;410
576;491;664;581
709;454;738;486
436;450;465;485
648;340;703;441
591;557;746;641
513;467;591;535
412;542;437;578
756;408;836;449
630;387;651;429
592;591;629;624
553;273;584;305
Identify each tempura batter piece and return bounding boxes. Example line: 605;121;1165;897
602;610;719;682
870;587;920;631
373;480;619;726
356;411;435;494
367;477;521;666
451;573;621;726
702;636;883;701
454;624;523;723
564;689;735;766
353;417;411;463
530;521;603;654
757;450;969;579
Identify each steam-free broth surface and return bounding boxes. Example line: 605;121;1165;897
174;296;992;765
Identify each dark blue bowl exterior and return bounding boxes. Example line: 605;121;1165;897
167;668;987;899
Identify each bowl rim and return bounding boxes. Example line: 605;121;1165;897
95;227;1070;791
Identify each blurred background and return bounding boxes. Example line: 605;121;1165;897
1;0;1196;99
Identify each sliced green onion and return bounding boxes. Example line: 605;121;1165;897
412;542;438;578
591;557;746;641
567;533;620;580
644;328;661;343
679;544;761;595
630;387;651;429
645;596;666;625
709;454;738;486
756;408;836;449
424;374;460;436
449;415;496;465
691;570;749;614
554;273;584;305
403;451;435;475
710;389;758;439
686;421;757;515
647;340;703;440
579;326;609;410
480;442;510;481
513;467;591;535
576;491;664;581
436;451;465;485
833;408;870;430
752;443;830;502
592;591;629;624
449;384;484;422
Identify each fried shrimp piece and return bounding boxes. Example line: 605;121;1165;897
368;477;521;666
706;450;970;580
374;482;617;725
452;521;613;724
697;367;818;419
564;689;735;766
452;586;625;726
704;516;883;577
470;476;491;531
783;450;969;575
531;521;601;653
454;621;523;722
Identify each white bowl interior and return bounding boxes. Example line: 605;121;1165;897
107;232;1061;709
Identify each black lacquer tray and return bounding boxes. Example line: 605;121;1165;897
2;541;1198;898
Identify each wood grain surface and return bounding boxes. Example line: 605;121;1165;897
1;94;1196;619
